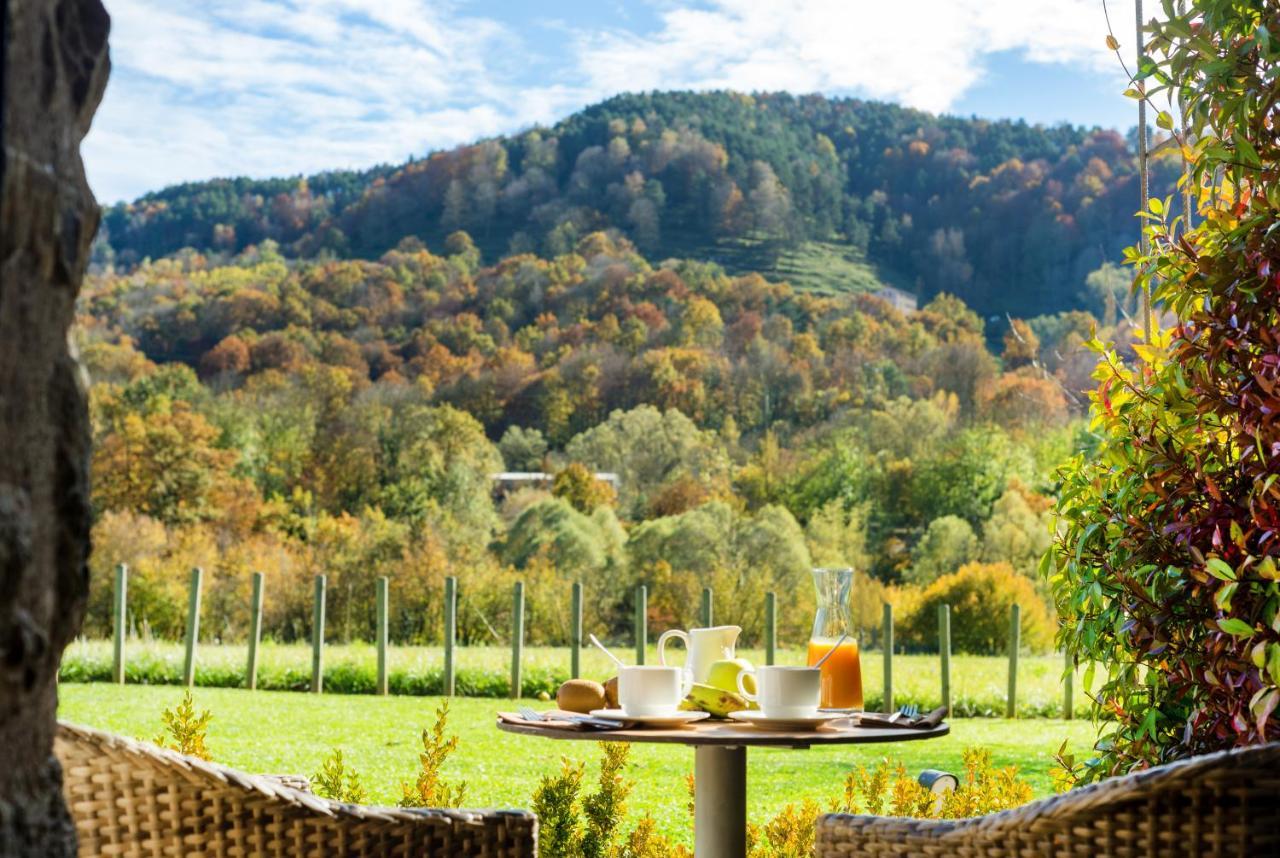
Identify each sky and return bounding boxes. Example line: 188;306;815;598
84;0;1137;204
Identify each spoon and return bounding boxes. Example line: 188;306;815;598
812;633;849;669
588;634;627;670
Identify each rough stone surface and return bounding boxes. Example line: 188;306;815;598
0;0;109;854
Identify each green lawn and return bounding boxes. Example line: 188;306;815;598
59;683;1098;847
62;638;1093;717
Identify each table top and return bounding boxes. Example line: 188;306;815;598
496;716;949;750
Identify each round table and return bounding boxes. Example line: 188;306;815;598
496;716;949;857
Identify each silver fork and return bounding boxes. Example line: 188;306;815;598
887;704;919;723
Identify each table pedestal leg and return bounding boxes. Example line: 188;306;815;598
694;745;746;858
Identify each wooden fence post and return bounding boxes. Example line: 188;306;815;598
938;603;951;714
882;602;894;714
764;592;777;666
444;576;457;696
511;581;525;699
183;567;203;687
1063;650;1074;721
376;576;389;696
311;575;326;693
701;587;713;627
635;584;647;665
570;582;583;679
1006;603;1021;718
112;564;128;684
246;572;264;690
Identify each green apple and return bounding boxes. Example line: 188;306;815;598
706;658;756;696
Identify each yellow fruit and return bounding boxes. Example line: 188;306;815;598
557;679;606;713
685;682;749;718
706;658;756;696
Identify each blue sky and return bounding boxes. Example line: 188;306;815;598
85;0;1136;203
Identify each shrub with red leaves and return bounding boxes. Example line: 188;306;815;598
1048;0;1280;780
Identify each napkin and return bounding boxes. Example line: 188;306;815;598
497;710;625;731
857;705;947;730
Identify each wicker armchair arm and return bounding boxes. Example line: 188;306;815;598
56;722;536;857
817;742;1280;858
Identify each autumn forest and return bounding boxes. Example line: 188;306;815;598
79;91;1160;655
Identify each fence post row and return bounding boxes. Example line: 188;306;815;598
112;564;128;684
1007;603;1021;719
882;602;894;714
635;584;647;665
311;575;326;694
443;576;457;697
142;566;1033;710
938;603;951;715
376;576;389;696
764;591;776;666
511;582;525;700
246;571;264;691
570;582;583;680
1063;649;1074;721
183;567;203;687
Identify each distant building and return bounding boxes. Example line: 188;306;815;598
489;471;620;498
874;285;918;313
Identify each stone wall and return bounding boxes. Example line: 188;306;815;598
0;0;109;853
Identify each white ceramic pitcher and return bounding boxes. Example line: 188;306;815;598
656;625;742;684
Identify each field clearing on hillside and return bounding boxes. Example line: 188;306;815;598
59;684;1098;848
700;237;895;294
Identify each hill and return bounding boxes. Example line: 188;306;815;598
96;91;1176;319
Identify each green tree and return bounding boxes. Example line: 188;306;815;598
906;515;979;586
565;406;728;518
498;425;548;471
981;486;1051;577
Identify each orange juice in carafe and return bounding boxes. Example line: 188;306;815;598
809;567;860;709
807;638;863;710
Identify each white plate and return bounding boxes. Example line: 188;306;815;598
589;709;711;728
725;710;846;731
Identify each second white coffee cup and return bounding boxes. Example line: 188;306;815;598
736;665;821;718
618;665;692;717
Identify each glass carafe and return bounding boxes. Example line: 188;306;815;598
806;567;863;710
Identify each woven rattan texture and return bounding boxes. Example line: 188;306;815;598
55;722;536;857
816;741;1280;857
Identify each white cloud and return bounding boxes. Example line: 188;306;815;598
84;0;1124;203
85;0;587;201
574;0;1117;114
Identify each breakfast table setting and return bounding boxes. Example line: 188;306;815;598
495;568;950;857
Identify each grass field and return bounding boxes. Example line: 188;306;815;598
62;638;1093;717
59;683;1097;847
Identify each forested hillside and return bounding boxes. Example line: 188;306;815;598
78;229;1130;651
96;91;1175;317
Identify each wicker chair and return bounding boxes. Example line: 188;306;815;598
55;721;537;857
817;741;1280;857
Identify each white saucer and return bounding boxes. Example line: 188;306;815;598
726;710;845;731
589;709;711;728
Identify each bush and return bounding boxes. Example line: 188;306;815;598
901;562;1053;654
1050;1;1280;779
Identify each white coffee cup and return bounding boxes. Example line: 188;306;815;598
618;665;691;717
736;665;821;718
